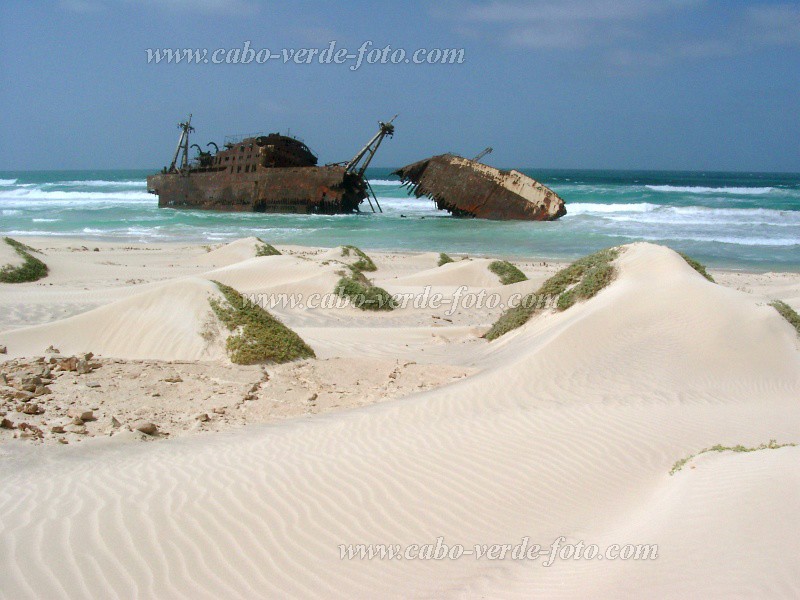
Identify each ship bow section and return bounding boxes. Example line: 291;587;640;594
394;154;566;221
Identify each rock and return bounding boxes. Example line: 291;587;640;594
45;345;60;354
70;416;84;426
0;373;7;385
65;424;87;435
51;424;65;434
67;407;94;421
164;376;183;383
12;390;34;401
33;385;52;397
21;375;42;386
76;359;91;375
58;357;78;372
0;418;14;429
58;437;68;444
81;352;94;362
195;413;210;422
0;345;6;354
212;407;226;415
18;403;43;415
110;416;122;429
21;383;37;393
132;420;158;435
86;381;101;389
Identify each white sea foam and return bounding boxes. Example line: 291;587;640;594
368;179;404;186
43;179;145;188
631;234;799;247
565;202;659;215
0;188;153;207
646;185;774;195
0;178;18;186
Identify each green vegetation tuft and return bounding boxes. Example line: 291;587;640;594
209;281;315;365
485;247;620;341
677;252;714;282
341;245;377;272
488;260;528;285
438;253;454;267
770;300;800;336
0;237;49;283
334;273;396;311
670;439;797;475
255;239;281;257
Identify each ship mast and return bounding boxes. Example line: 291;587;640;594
168;114;194;172
473;147;493;162
345;115;396;178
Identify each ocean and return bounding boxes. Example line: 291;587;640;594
1;168;798;270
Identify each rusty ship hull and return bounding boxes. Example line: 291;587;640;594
147;165;367;214
394;154;566;221
148;117;395;215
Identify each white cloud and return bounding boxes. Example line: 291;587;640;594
745;4;800;46
445;1;800;67
60;0;260;15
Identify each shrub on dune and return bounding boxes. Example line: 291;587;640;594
677;251;714;282
209;281;315;364
488;260;528;285
0;237;48;283
438;253;454;267
255;239;281;257
334;271;396;312
770;300;800;336
341;245;377;272
485;247;620;341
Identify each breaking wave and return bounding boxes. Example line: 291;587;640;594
368;179;404;187
0;179;18;186
646;185;774;195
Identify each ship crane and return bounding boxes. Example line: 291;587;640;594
473;147;493;162
344;115;397;213
168;114;194;172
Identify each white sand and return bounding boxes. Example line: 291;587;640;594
0;239;799;598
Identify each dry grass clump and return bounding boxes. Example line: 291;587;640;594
670;439;797;475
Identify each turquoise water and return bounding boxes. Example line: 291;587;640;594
1;168;798;270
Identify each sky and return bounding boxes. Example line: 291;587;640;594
1;0;798;172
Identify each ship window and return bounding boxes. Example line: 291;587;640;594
225;156;229;161
237;166;242;173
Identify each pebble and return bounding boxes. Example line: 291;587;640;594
132;420;158;435
67;407;94;421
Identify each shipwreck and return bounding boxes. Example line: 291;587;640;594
394;150;566;221
147;114;395;215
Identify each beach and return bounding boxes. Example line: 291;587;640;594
1;236;799;598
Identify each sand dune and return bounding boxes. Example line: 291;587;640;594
1;242;798;598
194;236;274;267
0;237;26;270
385;257;504;288
203;254;342;296
0;278;227;361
